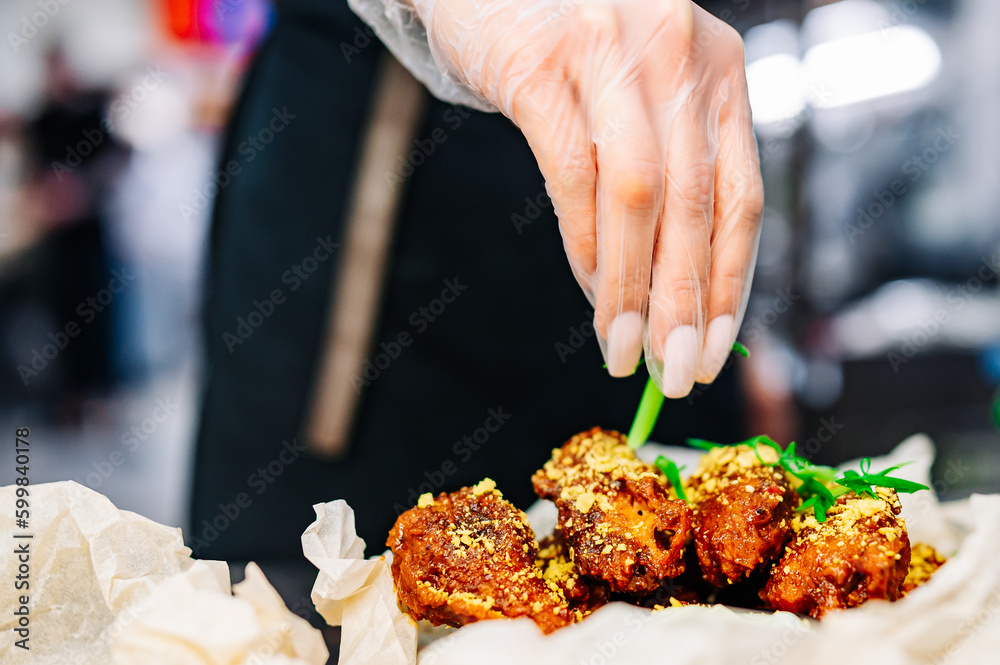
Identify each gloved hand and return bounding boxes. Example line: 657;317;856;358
350;0;764;397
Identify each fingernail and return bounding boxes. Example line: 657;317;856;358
696;314;736;384
660;325;699;398
606;312;643;377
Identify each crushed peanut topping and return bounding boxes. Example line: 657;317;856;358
472;478;497;496
902;542;947;594
575;492;596;513
686;444;783;504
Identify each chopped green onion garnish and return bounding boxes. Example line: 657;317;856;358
654;456;689;502
686;438;723;451
834;458;929;499
731;341;750;357
686;436;929;521
627;376;665;449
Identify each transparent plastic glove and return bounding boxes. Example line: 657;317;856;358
350;0;764;397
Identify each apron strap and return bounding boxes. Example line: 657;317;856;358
303;54;427;458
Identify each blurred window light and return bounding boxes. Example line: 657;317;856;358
745;2;943;127
800;0;892;46
744;19;805;128
802;26;942;109
746;53;807;126
832;279;1000;359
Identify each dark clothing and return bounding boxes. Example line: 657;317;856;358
190;0;745;569
0;92;120;404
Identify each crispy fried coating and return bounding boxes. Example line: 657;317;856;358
532;428;693;595
535;533;610;615
686;444;798;587
387;479;571;633
901;542;946;595
761;488;911;618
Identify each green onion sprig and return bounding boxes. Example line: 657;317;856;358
835;458;928;498
682;436;928;522
625;342;749;450
654;456;689;502
627;378;665;449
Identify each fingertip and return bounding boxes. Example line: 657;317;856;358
659;325;699;398
605;312;644;377
694;314;735;384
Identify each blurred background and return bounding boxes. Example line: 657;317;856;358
0;0;997;563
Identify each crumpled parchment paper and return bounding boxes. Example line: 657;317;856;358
0;480;195;664
305;434;1000;665
301;500;417;665
0;480;327;665
111;561;328;665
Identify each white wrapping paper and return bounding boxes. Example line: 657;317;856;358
301;500;417;665
111;561;329;665
0;480;327;665
0;481;195;664
306;434;1000;665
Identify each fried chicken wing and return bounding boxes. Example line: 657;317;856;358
686;444;798;587
532;428;693;595
761;488;911;618
387;479;571;633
